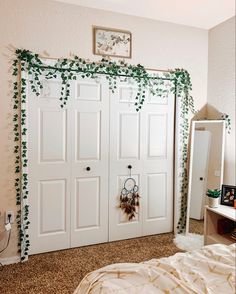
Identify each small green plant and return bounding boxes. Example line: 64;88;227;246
206;189;221;198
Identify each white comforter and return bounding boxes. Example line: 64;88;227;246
74;243;236;294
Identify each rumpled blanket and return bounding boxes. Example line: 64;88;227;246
74;243;236;293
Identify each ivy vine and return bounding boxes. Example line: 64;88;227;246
221;113;231;134
12;49;197;260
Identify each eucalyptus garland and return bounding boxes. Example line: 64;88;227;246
12;49;197;260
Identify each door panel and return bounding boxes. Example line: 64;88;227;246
118;85;138;103
76;111;101;160
146;173;166;219
41;79;62;99
77;81;101;101
39;179;66;234
39;109;67;162
148;113;167;158
75;177;100;229
119;113;140;159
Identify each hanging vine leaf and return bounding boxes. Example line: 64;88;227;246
221;113;231;134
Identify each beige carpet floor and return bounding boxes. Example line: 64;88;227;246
0;233;181;294
189;218;204;235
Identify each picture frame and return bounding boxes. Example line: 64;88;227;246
221;185;236;206
93;26;132;58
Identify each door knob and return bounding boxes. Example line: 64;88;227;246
199;177;203;181
128;165;132;169
86;167;91;171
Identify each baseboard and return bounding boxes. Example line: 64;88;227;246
0;255;20;265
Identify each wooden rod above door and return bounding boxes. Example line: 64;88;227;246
37;54;171;73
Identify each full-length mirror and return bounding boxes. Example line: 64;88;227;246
186;120;225;235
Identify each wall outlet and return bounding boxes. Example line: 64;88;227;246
5;211;14;224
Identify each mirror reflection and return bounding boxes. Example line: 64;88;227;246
187;120;225;235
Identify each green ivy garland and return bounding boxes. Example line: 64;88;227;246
221;113;231;133
12;49;196;260
12;57;30;261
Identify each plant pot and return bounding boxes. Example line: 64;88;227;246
208;197;219;208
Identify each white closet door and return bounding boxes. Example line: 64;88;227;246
109;79;175;241
109;82;142;240
28;72;174;254
141;90;175;235
70;77;109;247
28;78;71;254
28;76;109;254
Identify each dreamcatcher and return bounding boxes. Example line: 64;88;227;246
119;165;140;220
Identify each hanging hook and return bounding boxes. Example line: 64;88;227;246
127;165;132;177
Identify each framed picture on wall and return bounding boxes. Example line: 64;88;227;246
93;26;132;58
221;185;236;206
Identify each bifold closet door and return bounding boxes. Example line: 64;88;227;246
28;78;72;254
28;72;174;254
109;79;175;241
70;77;109;247
28;76;109;254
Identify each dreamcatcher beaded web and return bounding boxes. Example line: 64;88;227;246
119;165;140;220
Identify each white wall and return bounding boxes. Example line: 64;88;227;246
207;17;236;185
0;0;208;258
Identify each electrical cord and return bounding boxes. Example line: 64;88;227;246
0;215;12;270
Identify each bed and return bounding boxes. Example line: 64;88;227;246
73;243;235;294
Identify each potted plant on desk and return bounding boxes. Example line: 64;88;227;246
206;189;221;208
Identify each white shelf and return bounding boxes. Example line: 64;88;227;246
204;205;236;246
205;205;236;222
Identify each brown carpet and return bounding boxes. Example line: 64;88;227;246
0;233;181;294
189;218;204;235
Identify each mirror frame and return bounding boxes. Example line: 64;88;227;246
186;120;226;235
